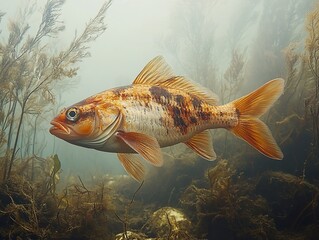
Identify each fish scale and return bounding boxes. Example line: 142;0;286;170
109;84;225;146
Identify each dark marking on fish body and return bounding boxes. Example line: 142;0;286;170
190;116;198;124
175;94;185;105
111;86;130;97
172;106;187;134
149;86;172;103
198;111;211;121
236;108;240;118
220;111;224;117
192;97;203;109
172;106;181;117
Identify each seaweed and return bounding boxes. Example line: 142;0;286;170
0;156;121;239
180;159;277;239
114;181;144;239
219;49;246;159
247;0;311;85
180;160;319;239
0;0;112;182
304;2;319;177
0;1;118;239
265;1;319;180
255;171;319;230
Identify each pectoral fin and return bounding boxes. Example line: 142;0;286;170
117;153;145;182
116;131;163;167
184;130;216;160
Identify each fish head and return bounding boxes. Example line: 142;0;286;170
50;100;122;147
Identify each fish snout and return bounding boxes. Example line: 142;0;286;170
50;121;71;135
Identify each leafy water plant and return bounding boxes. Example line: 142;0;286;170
0;0;112;182
0;158;117;239
205;160;275;239
272;1;319;179
305;2;319;166
0;1;116;239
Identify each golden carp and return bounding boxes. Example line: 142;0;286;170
50;56;284;181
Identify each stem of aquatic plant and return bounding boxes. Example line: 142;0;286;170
1;0;112;181
114;181;144;239
6;100;27;180
2;96;18;181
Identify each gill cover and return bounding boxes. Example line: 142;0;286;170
78;104;122;148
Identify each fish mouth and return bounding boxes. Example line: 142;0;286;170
50;121;71;135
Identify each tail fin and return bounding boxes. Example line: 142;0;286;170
230;79;284;160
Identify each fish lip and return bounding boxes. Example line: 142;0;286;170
50;121;71;135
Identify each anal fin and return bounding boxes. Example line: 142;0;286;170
117;153;145;182
116;131;163;167
184;130;216;160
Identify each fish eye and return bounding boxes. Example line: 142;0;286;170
66;107;80;122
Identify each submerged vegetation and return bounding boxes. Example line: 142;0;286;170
0;0;319;239
0;0;111;181
0;0;117;239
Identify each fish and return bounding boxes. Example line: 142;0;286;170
50;56;284;181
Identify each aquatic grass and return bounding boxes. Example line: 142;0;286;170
0;2;114;237
114;181;144;240
277;2;319;179
248;0;311;84
180;159;277;239
219;49;246;158
0;0;112;181
305;3;319;159
0;158;117;239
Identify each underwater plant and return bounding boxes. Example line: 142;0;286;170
163;0;218;91
221;49;245;103
0;155;60;238
0;0;112;182
0;157;119;239
247;0;313;85
114;181;144;239
180;159;319;239
304;2;319;171
180;159;276;239
0;1;118;239
269;0;319;179
218;49;246;159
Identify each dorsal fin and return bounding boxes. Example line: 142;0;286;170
133;56;218;105
133;56;174;85
159;76;219;105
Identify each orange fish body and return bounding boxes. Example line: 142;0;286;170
50;56;284;181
